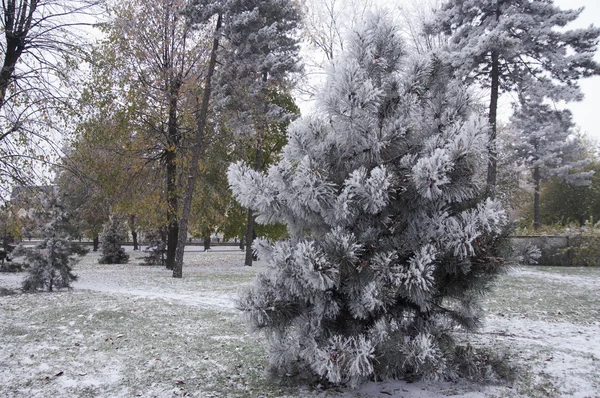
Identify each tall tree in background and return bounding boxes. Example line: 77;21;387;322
173;2;221;278
432;0;600;196
100;0;207;270
535;159;600;227
225;90;299;263
212;0;301;267
60;78;164;251
56;163;110;251
61;69;142;247
174;0;301;276
230;13;507;385
511;82;592;230
0;0;103;200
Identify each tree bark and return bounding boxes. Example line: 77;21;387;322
166;217;178;268
165;137;178;269
203;233;211;251
244;140;263;266
130;214;139;250
487;49;499;198
93;235;99;252
244;208;255;266
486;3;502;198
165;72;181;269
533;166;541;230
0;0;32;111
173;13;222;278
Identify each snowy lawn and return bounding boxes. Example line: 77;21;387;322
1;251;599;397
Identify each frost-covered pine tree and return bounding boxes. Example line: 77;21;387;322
228;12;507;386
171;0;300;276
211;0;300;131
511;82;592;230
99;217;129;264
430;0;600;193
207;0;301;266
20;193;86;292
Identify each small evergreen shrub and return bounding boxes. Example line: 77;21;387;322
142;230;166;266
0;287;16;296
0;248;23;273
0;261;23;273
21;239;80;292
99;217;129;264
509;239;541;265
18;193;87;292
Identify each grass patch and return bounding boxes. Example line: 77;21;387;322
0;290;308;398
1;254;599;397
484;268;600;324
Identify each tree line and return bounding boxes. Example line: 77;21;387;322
1;0;599;279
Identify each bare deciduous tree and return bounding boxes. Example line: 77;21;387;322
0;0;103;199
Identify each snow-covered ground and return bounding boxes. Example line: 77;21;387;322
1;252;599;397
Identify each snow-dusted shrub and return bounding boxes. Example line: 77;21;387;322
19;193;87;292
142;230;166;266
229;12;507;386
0;259;23;273
99;217;129;264
0;287;16;296
21;238;86;292
569;236;600;267
511;241;542;266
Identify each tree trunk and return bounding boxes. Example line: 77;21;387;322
533;166;541;230
165;81;180;270
487;49;499;198
203;233;211;251
130;214;139;250
93;235;99;252
486;3;501;198
0;1;31;112
165;149;178;270
166;220;178;269
132;230;138;250
244;140;263;266
173;14;222;278
244;209;255;266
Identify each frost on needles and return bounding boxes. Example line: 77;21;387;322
228;12;507;386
